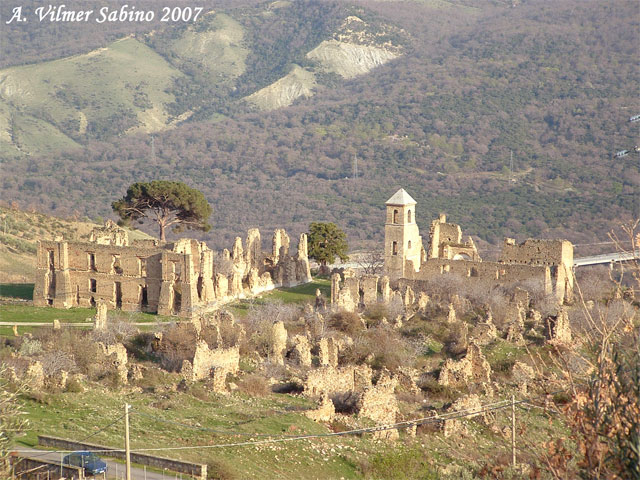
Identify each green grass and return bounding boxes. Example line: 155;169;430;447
264;278;330;303
228;278;331;317
0;305;95;323
18;387;366;479
0;283;34;300
0;304;171;332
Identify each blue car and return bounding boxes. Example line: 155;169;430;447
62;451;108;476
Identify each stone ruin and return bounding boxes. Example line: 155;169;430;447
302;365;401;440
471;312;498;346
98;342;129;384
357;371;399;440
305;394;336;423
331;188;575;315
34;222;312;318
304;364;373;397
441;394;490;438
544;308;572;345
180;341;240;386
438;342;492;387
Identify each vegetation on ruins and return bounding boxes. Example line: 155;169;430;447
111;181;212;241
307;222;349;271
0;366;28;476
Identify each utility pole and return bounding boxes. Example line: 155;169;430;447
510;150;514;182
353;154;358;181
125;403;132;480
511;395;516;468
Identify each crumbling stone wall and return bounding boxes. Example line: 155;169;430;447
428;214;480;262
304;365;372;397
98;342;128;384
438;342;491;386
305;394;335;422
442;394;488;437
181;341;239;382
34;223;312;317
357;371;399;440
544;309;572;345
379;189;574;304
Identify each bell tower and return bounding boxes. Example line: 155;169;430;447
384;188;423;280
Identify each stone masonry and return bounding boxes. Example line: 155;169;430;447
330;188;575;312
34;222;312;318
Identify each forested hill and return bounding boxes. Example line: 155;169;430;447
0;0;638;250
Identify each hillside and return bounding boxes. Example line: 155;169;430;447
0;1;404;156
0;0;638;250
0;206;152;283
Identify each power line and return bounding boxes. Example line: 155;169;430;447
16;392;563;455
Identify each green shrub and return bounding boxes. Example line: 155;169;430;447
64;378;83;393
360;445;438;479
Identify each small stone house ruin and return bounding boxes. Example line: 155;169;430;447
334;188;574;311
34;221;311;317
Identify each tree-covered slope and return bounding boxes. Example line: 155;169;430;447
0;0;638;250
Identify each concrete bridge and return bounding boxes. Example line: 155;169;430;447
573;250;640;268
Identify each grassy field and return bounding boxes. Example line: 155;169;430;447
15;372;572;479
228;278;330;316
0;283;33;300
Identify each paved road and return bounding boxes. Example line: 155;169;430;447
15;449;192;480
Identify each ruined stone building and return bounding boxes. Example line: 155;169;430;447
333;188;574;311
34;221;311;317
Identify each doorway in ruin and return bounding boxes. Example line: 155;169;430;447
46;250;56;297
197;275;204;301
140;285;148;311
171;284;182;315
114;282;122;309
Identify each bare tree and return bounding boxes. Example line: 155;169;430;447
355;250;385;275
0;365;29;476
537;220;640;479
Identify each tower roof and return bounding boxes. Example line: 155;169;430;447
385;188;416;206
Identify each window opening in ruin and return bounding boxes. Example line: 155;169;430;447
140;286;148;310
48;250;55;270
90;279;97;293
197;275;204;301
139;258;147;276
76;285;80;305
393;209;399;223
392;241;398;255
115;282;122;309
111;255;123;275
408;240;412;250
407;210;412;223
358;288;365;308
172;262;182;282
470;267;478;277
88;253;96;271
46;272;56;297
90;296;96;307
47;299;53;306
172;285;182;314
